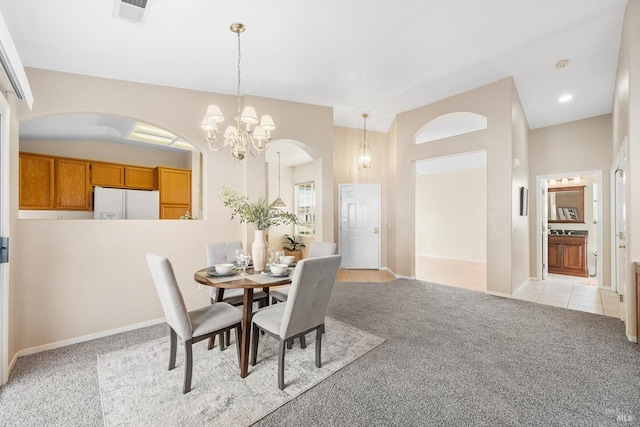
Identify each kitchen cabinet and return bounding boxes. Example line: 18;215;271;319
90;162;125;187
548;235;588;277
55;158;91;210
158;167;191;219
19;153;55;209
124;166;156;190
91;163;156;190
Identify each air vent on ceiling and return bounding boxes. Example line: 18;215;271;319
113;0;151;24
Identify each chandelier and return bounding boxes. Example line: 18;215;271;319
201;23;275;163
358;113;372;169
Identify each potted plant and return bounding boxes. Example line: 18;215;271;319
220;187;297;271
282;234;306;262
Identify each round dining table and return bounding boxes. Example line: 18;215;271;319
193;267;293;378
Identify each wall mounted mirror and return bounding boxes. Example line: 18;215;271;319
548;186;585;223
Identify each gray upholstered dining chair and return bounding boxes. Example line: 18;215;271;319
146;252;243;394
206;241;268;349
250;255;341;390
270;241;337;304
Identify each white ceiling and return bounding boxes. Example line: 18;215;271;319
0;0;627;134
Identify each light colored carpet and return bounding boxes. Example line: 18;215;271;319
97;317;384;426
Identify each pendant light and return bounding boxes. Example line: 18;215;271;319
358;113;372;169
273;152;286;208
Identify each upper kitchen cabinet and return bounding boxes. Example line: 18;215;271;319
90;162;156;190
124;166;156;190
158;167;191;219
90;162;125;187
55;158;91;210
19;153;55;210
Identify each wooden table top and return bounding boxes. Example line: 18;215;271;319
193;267;293;289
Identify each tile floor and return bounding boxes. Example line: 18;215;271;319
513;274;620;318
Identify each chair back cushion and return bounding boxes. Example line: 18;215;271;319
146;253;192;340
205;241;242;299
308;241;337;258
206;241;242;265
280;255;341;339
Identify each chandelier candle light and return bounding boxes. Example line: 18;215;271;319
358;113;372;169
201;23;275;164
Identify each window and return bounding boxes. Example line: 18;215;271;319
295;182;315;236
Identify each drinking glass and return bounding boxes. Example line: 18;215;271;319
267;248;276;266
275;250;285;265
236;250;251;276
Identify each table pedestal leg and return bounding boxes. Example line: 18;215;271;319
240;288;254;378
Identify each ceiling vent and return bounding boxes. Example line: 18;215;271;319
113;0;151;24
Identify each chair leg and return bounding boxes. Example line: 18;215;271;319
278;339;286;390
225;329;231;347
183;339;193;394
207;335;216;350
299;335;306;349
251;323;261;366
271;297;278;305
219;332;226;351
235;325;242;364
287;339;292;350
315;326;323;368
168;328;177;370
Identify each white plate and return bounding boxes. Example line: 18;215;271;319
261;270;292;278
206;269;239;278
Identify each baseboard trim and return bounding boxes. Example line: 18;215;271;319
377;267;414;280
487;290;512;298
512;277;532;295
627;333;638;343
16;317;166;357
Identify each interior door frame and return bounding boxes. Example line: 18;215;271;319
610;138;628;302
535;170;603;286
0;93;10;385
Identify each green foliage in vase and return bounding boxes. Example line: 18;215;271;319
282;234;306;251
220;187;297;230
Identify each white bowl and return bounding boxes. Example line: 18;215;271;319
270;264;289;275
282;256;295;266
215;263;235;275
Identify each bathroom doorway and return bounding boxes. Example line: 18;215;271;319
535;170;603;287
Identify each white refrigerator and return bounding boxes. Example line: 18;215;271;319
93;186;159;219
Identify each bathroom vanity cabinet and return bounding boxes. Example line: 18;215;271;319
548;234;588;277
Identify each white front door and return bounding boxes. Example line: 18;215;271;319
339;184;380;269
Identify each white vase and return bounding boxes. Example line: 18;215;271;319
252;230;268;272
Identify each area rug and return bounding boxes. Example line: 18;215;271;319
97;317;385;426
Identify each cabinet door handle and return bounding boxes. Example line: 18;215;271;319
619;245;626;249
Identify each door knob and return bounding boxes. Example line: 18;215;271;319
373;227;379;234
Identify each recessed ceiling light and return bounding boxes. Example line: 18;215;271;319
556;59;570;69
558;94;573;103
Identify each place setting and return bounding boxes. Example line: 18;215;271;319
261;250;295;278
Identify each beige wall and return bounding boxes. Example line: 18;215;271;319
391;78;518;295
511;82;531;290
529;115;612;284
612;0;640;340
12;68;334;353
333;126;389;268
415;168;487;261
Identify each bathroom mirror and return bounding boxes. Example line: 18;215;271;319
548;186;585;223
